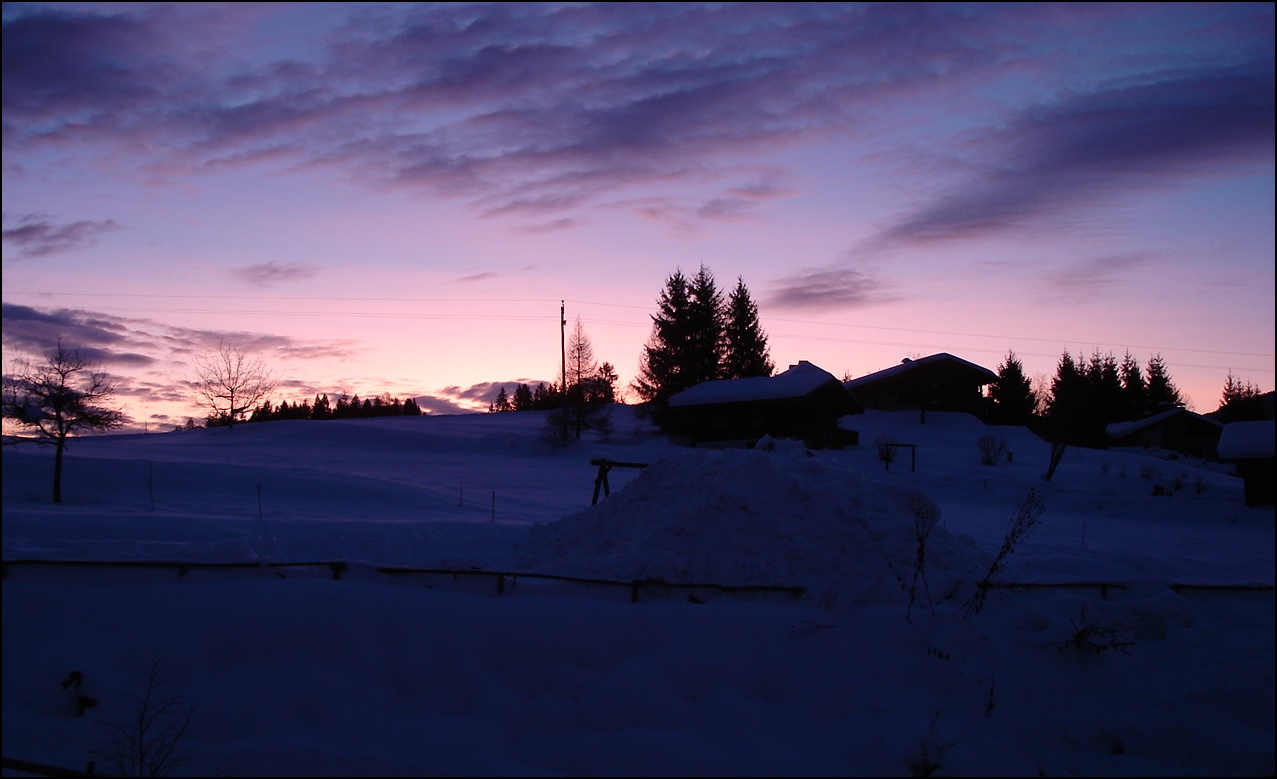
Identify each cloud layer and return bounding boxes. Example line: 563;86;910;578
7;3;1268;248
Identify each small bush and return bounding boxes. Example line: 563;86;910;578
875;435;897;464
1171;472;1186;491
907;501;941;622
976;434;1009;466
1057;608;1135;655
1139;464;1160;480
1193;475;1207;494
964;487;1045;617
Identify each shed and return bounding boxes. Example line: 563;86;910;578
844;353;996;418
665;361;864;449
1106;408;1224;459
1217;421;1275;507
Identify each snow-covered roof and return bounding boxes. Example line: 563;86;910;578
844;352;996;388
668;361;843;407
1217;420;1275;460
1106;407;1222;440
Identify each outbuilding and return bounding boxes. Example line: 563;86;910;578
664;361;863;449
1106;407;1224;459
1217;420;1275;508
844;353;997;419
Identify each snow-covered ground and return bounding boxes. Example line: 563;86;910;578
3;407;1273;776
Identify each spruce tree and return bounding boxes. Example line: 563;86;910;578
1044;350;1105;447
1118;352;1146;420
685;264;725;386
1085;350;1124;423
513;383;534;411
722;276;774;379
989;350;1035;425
1145;354;1183;412
489;386;511;413
633;269;693;405
1216;371;1265;423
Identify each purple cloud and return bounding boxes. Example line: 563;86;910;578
2;215;121;258
3;3;1271;233
229;262;319;287
766;267;901;312
862;62;1275;252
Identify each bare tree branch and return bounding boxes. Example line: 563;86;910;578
190;342;277;428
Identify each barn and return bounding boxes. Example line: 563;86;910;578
1106;407;1224;459
844;353;997;419
664;361;863;449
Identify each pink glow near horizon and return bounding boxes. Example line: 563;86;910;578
2;3;1272;430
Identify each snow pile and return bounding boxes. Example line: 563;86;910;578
518;437;986;607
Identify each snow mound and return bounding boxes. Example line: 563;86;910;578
518;437;985;607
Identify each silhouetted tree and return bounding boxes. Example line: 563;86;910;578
988;350;1035;425
1216;372;1267;423
531;382;560;410
2;338;126;502
634;269;693;405
191;342;276;429
722;276;774;379
512;383;534;411
1145;354;1183;412
489;386;512;413
1084;350;1125;424
567;317;598;397
685;264;725;386
1042;350;1106;448
1119;351;1146;420
560;318;616;438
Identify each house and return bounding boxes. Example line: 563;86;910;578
844;353;997;418
664;361;864;449
1106;407;1224;459
1216;420;1275;508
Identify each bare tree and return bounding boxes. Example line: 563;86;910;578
2;337;126;502
94;661;196;777
191;342;276;428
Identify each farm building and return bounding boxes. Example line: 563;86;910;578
664;361;863;449
844;353;996;419
1217;420;1275;508
1106;407;1224;459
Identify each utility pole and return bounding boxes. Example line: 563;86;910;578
561;300;568;440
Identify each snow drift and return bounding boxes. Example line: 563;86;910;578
518;437;985;607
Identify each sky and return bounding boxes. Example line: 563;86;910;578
3;406;1273;775
2;2;1274;431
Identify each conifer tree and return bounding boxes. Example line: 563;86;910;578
633;269;693;405
567;317;598;396
685;264;725;386
1085;350;1124;423
513;383;534;411
988;350;1035;425
1216;371;1266;423
1118;352;1146;420
1043;350;1106;447
722;276;774;379
1145;354;1183;412
489;386;511;413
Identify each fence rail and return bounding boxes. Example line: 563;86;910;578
3;559;1271;603
1;756;94;777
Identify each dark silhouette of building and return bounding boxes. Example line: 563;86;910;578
665;361;863;449
844;353;996;418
